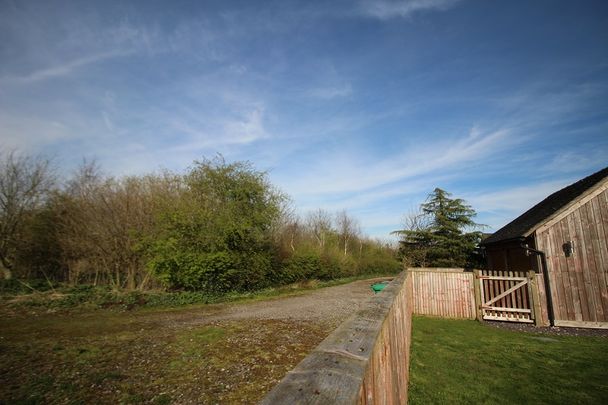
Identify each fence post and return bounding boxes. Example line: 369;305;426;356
473;269;483;321
528;270;543;327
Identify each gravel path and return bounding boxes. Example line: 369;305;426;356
160;277;393;329
216;277;392;323
484;320;608;337
156;277;391;328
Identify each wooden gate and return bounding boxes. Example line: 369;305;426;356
477;270;536;323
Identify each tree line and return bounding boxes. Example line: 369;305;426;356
0;151;400;292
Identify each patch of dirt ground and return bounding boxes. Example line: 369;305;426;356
0;277;390;404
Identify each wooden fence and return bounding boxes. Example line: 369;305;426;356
260;271;413;405
410;268;476;319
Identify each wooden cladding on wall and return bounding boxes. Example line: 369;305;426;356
536;187;608;325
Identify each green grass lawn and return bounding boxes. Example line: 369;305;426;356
409;316;608;404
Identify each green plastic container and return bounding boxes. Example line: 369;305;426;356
371;281;389;294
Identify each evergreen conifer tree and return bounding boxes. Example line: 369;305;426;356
395;188;484;268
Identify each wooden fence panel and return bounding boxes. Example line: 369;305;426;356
410;268;476;319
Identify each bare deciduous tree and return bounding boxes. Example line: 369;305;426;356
306;209;332;248
0;151;54;279
335;210;360;256
56;161;182;289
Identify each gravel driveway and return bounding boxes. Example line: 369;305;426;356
159;277;393;331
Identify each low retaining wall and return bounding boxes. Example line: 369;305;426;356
260;271;413;404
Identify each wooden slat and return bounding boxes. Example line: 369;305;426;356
568;212;590;321
573;207;594;322
589;194;608;317
483;279;528;307
490;270;497;319
482;306;531;313
483;315;534;323
560;217;579;321
517;270;526;320
480;275;527;281
602;191;608;318
581;202;605;321
506;270;514;319
513;270;521;321
478;271;486;320
536;272;550;325
482;270;489;318
554;320;608;329
528;271;540;323
556;219;574;321
496;271;503;317
408;268;473;273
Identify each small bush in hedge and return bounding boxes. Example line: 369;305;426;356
357;255;401;275
282;252;321;283
0;278;59;294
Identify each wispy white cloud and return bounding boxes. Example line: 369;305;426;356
168;106;272;152
359;0;464;19
0;5;161;85
222;107;272;144
101;110;115;133
274;125;518;236
280;126;515;198
541;147;608;175
5;50;132;84
307;83;353;99
0;111;78;152
295;171;454;214
466;180;572;215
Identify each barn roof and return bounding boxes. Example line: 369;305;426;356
482;166;608;245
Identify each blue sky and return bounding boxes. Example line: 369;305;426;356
1;0;607;239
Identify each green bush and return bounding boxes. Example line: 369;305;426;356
357;255;401;275
318;251;343;280
0;278;59;294
281;251;321;283
0;278;28;294
280;250;363;282
148;248;276;293
148;251;235;292
142;157;286;293
235;251;273;291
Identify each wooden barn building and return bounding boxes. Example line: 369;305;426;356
482;166;608;328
